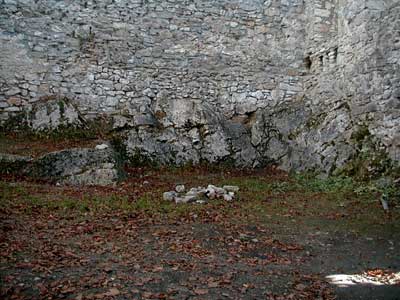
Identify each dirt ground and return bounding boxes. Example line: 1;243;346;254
1;166;399;300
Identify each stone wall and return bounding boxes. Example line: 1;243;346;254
0;0;399;175
291;0;400;175
250;0;400;177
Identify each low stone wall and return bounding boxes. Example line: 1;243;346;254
0;145;125;186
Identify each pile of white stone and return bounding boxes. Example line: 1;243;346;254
163;184;240;204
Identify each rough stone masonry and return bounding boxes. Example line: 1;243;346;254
0;0;399;176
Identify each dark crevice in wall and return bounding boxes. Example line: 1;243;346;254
304;55;312;70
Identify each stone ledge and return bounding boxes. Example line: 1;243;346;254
0;145;125;186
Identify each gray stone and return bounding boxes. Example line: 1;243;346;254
5;88;21;96
196;200;207;204
25;98;84;131
207;185;226;196
175;195;198;204
164;183;239;204
28;147;124;186
223;185;240;193
0;102;9;108
65;168;120;186
4;107;20;112
0;153;32;174
223;194;234;202
175;184;186;193
186;187;207;198
95;144;109;150
163;191;177;201
205;185;217;200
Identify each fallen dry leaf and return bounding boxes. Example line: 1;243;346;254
194;288;209;295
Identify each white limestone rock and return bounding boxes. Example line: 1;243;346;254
25;98;84;131
175;184;186;193
175;195;198;204
163;191;177;201
223;185;240;193
95;144;109;150
223;194;234;202
28;147;124;186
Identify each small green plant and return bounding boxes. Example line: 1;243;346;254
354;178;400;206
337;124;398;180
293;173;355;193
58;100;65;116
127;149;158;168
268;181;293;194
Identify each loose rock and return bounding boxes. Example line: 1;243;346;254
186;187;207;198
0;153;32;174
28;146;124;186
223;194;234;202
175;195;198;204
223;185;240;193
208;184;226;196
164;184;239;204
95;143;109;150
175;184;186;193
163;191;177;201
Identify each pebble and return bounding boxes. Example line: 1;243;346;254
95;143;109;150
208;184;226;196
206;186;216;199
223;194;233;201
163;191;177;201
175;184;186;193
187;187;207;197
175;195;197;204
223;185;240;192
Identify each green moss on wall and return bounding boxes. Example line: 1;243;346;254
336;124;399;180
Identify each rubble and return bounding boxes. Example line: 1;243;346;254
164;184;240;204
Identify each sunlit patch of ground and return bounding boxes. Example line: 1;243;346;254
327;269;400;287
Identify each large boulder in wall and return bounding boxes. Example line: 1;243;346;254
28;146;125;186
25;98;84;131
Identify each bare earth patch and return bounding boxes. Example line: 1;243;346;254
1;167;399;300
